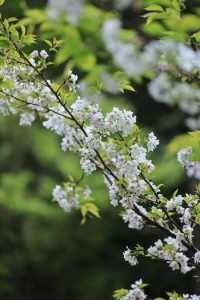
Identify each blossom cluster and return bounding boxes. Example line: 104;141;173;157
47;0;133;25
118;280;200;300
178;148;200;180
52;184;79;212
52;183;91;212
0;19;200;297
123;186;200;273
32;2;200;130
121;279;146;300
148;238;192;274
0;49;79;127
102;20;200;130
1;47;200;277
47;0;84;24
4;52;200;279
102;19;144;78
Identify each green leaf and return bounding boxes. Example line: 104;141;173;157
75;52;96;72
195;213;200;224
159;196;168;204
144;5;164;12
181;76;187;82
9;25;19;41
68;175;74;182
189;130;200;138
86;203;100;218
142;21;166;37
165;14;200;33
166;292;184;300
113;289;128;300
7;17;18;22
44;39;52;47
2;19;9;30
192;31;200;42
116;177;129;185
0;78;13;89
148;207;164;220
172;0;180;11
195;202;200;211
172;189;178;198
0;0;5;6
196;183;200;194
23;8;47;24
21;34;36;46
152;207;163;217
167;134;198;156
139;283;149;289
0;37;10;48
80;206;87;225
80;201;100;224
143;12;168;25
19;23;26;36
122;85;136;92
53;37;63;48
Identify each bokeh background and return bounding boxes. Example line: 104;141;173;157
0;0;200;299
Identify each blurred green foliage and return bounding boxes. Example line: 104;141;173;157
0;0;199;299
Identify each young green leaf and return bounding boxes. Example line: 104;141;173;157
144;5;164;12
113;289;128;300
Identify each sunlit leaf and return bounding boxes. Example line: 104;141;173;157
144;5;164;12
